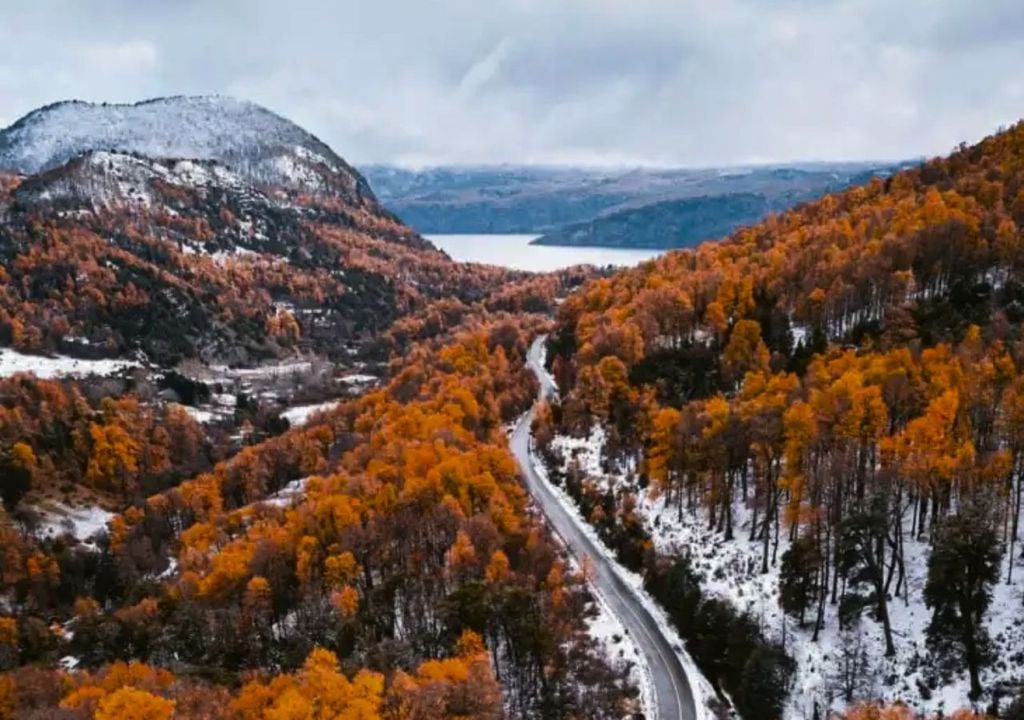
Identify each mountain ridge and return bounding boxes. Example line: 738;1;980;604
361;161;903;244
0;95;376;205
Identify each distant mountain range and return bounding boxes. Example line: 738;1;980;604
361;162;907;249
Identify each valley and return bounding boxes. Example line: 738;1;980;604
0;74;1020;720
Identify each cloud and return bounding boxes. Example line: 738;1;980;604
0;0;1020;167
79;39;158;72
458;38;513;97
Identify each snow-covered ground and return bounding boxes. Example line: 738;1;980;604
182;405;219;424
280;400;340;426
0;347;139;379
206;359;315;379
340;373;378;386
528;430;716;720
584;573;654;718
259;477;309;508
549;426;1024;718
33;501;113;547
0;96;352;194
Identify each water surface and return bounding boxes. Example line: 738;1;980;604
427;234;663;272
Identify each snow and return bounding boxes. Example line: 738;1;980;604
58;656;80;671
280;400;340;426
549;425;1024;718
791;322;809;348
213;393;237;407
0;96;354;193
181;405;218;424
579;560;656;719
157;557;178;580
19;150;251;210
530;432;715;720
210;246;258;265
260;478;309;508
211;359;314;379
340;373;378;385
34;502;113;546
0;347;139;379
273;153;326;189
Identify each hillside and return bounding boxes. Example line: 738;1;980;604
362;162;898;245
533;121;1024;717
0;92;1018;720
531;192;772;249
0;98;634;719
0;97;558;368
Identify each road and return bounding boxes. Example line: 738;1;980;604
510;337;697;720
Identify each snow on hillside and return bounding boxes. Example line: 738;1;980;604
260;477;309;508
280;399;340;426
584;576;655;718
549;426;1024;719
0;347;139;378
19;150;248;209
0;96;367;197
33;501;113;547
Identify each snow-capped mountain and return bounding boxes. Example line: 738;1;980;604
0;96;454;366
0;96;374;203
13;150;248;210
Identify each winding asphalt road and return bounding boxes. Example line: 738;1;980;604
510;337;697;720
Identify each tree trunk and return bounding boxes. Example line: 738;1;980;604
875;537;896;656
1009;460;1022;584
724;473;734;541
963;611;983;699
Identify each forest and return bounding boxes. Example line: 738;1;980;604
0;309;645;718
533;121;1024;715
0;123;636;717
0;98;1023;719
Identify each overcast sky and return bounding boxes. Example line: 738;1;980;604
1;0;1022;168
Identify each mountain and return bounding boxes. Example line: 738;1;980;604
535;120;1024;717
0;96;632;720
0;96;374;203
531;192;772;249
361;162;902;244
0;97;539;367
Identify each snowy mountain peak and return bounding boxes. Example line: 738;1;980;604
0;95;373;202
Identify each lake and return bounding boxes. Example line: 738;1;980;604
426;234;664;273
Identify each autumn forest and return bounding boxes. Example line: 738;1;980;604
0;77;1020;720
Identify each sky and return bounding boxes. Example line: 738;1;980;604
1;0;1022;168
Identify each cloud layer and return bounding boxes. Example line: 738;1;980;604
1;0;1022;167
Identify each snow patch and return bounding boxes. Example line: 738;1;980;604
0;347;139;379
260;478;309;508
280;400;340;426
0;96;352;193
340;373;378;385
34;502;113;546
